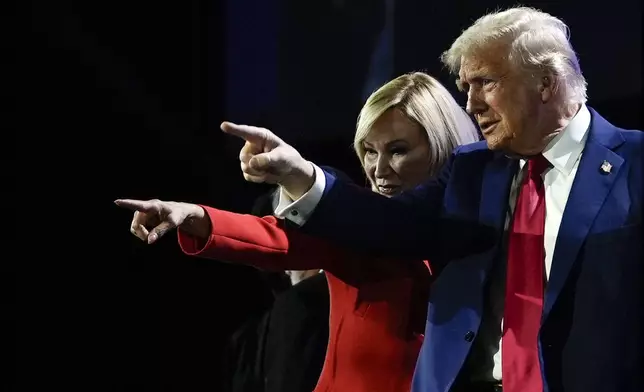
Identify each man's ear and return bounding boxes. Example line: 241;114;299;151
538;73;556;103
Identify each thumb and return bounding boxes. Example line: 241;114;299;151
249;152;274;172
148;221;176;244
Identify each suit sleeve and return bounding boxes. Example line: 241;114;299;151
177;206;368;278
295;150;457;265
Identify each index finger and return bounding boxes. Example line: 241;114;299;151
114;199;156;212
220;122;272;145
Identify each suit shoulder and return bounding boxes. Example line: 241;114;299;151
615;127;644;160
454;140;490;155
451;141;496;166
619;127;644;144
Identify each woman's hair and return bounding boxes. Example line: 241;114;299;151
354;72;479;176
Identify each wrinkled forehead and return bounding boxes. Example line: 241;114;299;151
458;56;487;80
458;47;514;87
457;41;512;78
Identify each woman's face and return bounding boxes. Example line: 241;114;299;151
362;108;432;197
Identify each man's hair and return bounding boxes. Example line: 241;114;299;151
441;6;587;105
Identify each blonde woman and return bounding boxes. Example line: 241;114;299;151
116;72;479;392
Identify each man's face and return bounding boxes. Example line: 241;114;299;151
457;43;553;156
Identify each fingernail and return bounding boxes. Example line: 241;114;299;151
148;233;158;244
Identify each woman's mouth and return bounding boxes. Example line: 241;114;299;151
378;185;401;196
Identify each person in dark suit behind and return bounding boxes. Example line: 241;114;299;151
222;187;330;392
215;6;644;392
223;272;329;392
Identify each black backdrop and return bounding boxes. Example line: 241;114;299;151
14;0;641;390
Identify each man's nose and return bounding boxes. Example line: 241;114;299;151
465;89;486;116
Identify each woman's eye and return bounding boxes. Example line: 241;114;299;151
391;147;408;156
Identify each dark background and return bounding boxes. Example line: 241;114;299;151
13;0;641;390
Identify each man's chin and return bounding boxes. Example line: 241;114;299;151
485;137;522;158
484;137;507;152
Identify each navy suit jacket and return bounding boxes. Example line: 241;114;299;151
300;108;643;392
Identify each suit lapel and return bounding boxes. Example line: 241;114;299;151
543;110;625;320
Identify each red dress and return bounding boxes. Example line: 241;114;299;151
177;206;433;392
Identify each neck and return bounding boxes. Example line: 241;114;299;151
543;101;582;148
531;102;583;157
288;269;320;285
557;102;582;129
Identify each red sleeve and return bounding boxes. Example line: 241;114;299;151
177;205;356;274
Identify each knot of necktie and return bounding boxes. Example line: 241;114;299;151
528;154;550;179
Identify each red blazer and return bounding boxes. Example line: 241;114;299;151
178;206;433;392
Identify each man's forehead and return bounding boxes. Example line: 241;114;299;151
458;42;510;78
459;57;483;77
458;53;507;80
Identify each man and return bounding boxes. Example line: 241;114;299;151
223;187;329;392
223;271;328;392
221;6;643;392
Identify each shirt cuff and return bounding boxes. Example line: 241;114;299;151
274;162;326;226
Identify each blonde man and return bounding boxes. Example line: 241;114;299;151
214;6;643;392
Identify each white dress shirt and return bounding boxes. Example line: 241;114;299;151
275;104;592;381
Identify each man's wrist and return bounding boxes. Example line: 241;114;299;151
281;161;316;200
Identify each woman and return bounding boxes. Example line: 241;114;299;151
116;72;479;391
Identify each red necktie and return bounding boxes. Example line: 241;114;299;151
503;155;549;392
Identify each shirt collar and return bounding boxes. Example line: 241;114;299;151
540;103;591;175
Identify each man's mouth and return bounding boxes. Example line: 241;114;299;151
479;121;500;134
